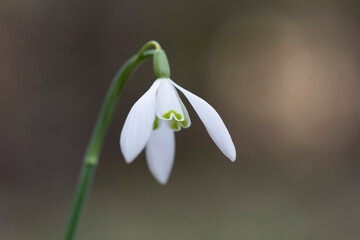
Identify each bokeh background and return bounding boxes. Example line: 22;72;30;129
1;0;360;239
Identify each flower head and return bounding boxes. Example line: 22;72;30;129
120;78;236;184
120;48;235;184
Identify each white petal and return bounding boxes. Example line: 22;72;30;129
165;118;182;131
120;80;161;163
170;80;236;161
156;78;185;121
163;94;191;131
146;121;175;184
177;90;191;128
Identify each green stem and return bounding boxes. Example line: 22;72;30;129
63;41;161;240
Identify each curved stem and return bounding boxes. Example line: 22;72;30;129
84;49;156;166
63;41;160;240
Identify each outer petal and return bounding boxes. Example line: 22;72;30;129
120;80;161;163
146;121;175;184
170;80;236;161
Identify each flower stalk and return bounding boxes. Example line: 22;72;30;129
62;41;161;240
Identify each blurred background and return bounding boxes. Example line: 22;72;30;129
1;0;360;239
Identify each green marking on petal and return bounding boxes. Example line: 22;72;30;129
153;117;161;130
180;119;190;128
168;118;180;130
162;110;183;120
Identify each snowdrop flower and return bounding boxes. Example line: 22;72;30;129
120;49;236;184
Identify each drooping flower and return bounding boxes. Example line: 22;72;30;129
120;48;235;184
120;78;236;184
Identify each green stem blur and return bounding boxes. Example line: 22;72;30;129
62;41;161;240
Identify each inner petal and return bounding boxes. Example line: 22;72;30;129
153;116;162;130
167;118;181;131
156;79;185;121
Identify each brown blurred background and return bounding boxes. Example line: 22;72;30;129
1;0;360;239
